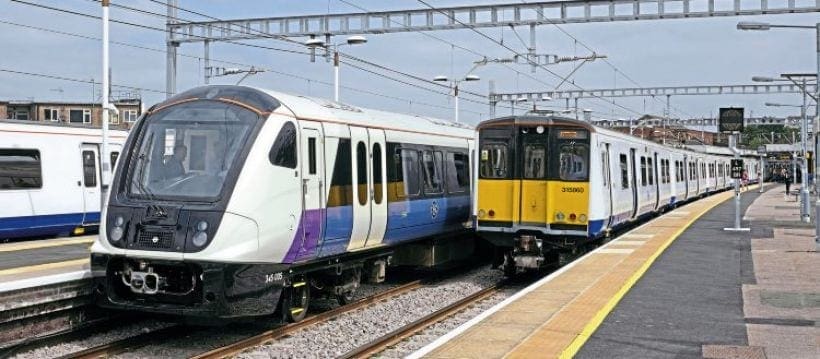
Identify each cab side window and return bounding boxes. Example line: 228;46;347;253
269;122;297;169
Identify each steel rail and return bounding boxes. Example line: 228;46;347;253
338;283;502;359
57;325;183;359
191;280;424;359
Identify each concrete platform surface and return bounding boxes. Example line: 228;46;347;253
413;184;819;358
0;236;93;292
411;189;741;359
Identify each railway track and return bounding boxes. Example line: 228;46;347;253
40;280;423;359
338;282;503;359
191;280;423;359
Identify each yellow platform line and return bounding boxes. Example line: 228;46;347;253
558;191;734;358
0;236;95;253
0;258;88;277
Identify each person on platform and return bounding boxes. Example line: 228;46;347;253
782;168;792;196
741;170;749;190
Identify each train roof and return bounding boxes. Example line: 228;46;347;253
149;85;475;139
476;115;595;132
0;119;129;138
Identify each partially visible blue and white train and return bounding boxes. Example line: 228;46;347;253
0;120;127;240
90;86;476;322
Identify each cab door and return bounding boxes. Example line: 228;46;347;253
299;126;324;259
347;126;371;250
519;133;548;226
80;144;100;224
364;129;386;247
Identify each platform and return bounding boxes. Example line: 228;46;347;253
0;236;93;293
411;184;819;359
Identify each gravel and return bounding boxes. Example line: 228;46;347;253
8;320;172;359
9;265;508;359
236;266;504;359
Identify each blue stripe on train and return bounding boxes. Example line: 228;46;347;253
0;212;99;239
300;194;471;260
383;195;470;245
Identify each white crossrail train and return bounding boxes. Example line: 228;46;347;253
90;86;476;322
0;120;126;240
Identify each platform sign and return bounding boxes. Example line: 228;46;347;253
757;145;766;154
719;107;744;133
730;159;744;179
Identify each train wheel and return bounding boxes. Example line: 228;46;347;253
286;276;310;322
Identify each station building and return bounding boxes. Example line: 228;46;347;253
0;97;142;130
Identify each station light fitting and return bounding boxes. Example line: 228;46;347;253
304;38;325;48
737;22;771;31
463;74;480;82
433;75;448;82
346;35;367;45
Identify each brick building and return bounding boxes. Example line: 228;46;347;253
0;98;142;130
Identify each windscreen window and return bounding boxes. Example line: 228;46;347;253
128;100;258;201
479;143;508;179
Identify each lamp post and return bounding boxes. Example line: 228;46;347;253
740;21;820;242
434;74;481;123
305;35;367;102
765;97;811;222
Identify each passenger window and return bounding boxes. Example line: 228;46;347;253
372;143;383;204
640;157;647;186
446;152;469;193
648;158;654;185
397;149;421;198
422;150;443;194
327;139;352;207
308;137;317;175
0;149;42;189
82;150;97;187
356;142;367;205
619;154;628;189
110;151;119;170
523;144;546;179
480;143;508;179
269;122;297;169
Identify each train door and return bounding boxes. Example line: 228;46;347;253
519;130;548;226
299;126;324;258
653;152;660;210
683;156;689;199
364;129;386;247
603;144;613;228
80;144;100;224
347;126;371;250
630;148;638;218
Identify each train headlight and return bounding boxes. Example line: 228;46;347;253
478;209;486;218
579;214;588;223
196;221;209;232
569;213;577;222
192;231;208;247
555;211;565;221
110;226;124;242
109;215;125;242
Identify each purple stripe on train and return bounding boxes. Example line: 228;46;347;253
282;208;324;263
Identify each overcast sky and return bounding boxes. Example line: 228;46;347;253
1;0;819;125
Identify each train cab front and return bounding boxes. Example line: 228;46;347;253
90;86;288;322
474;116;593;275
